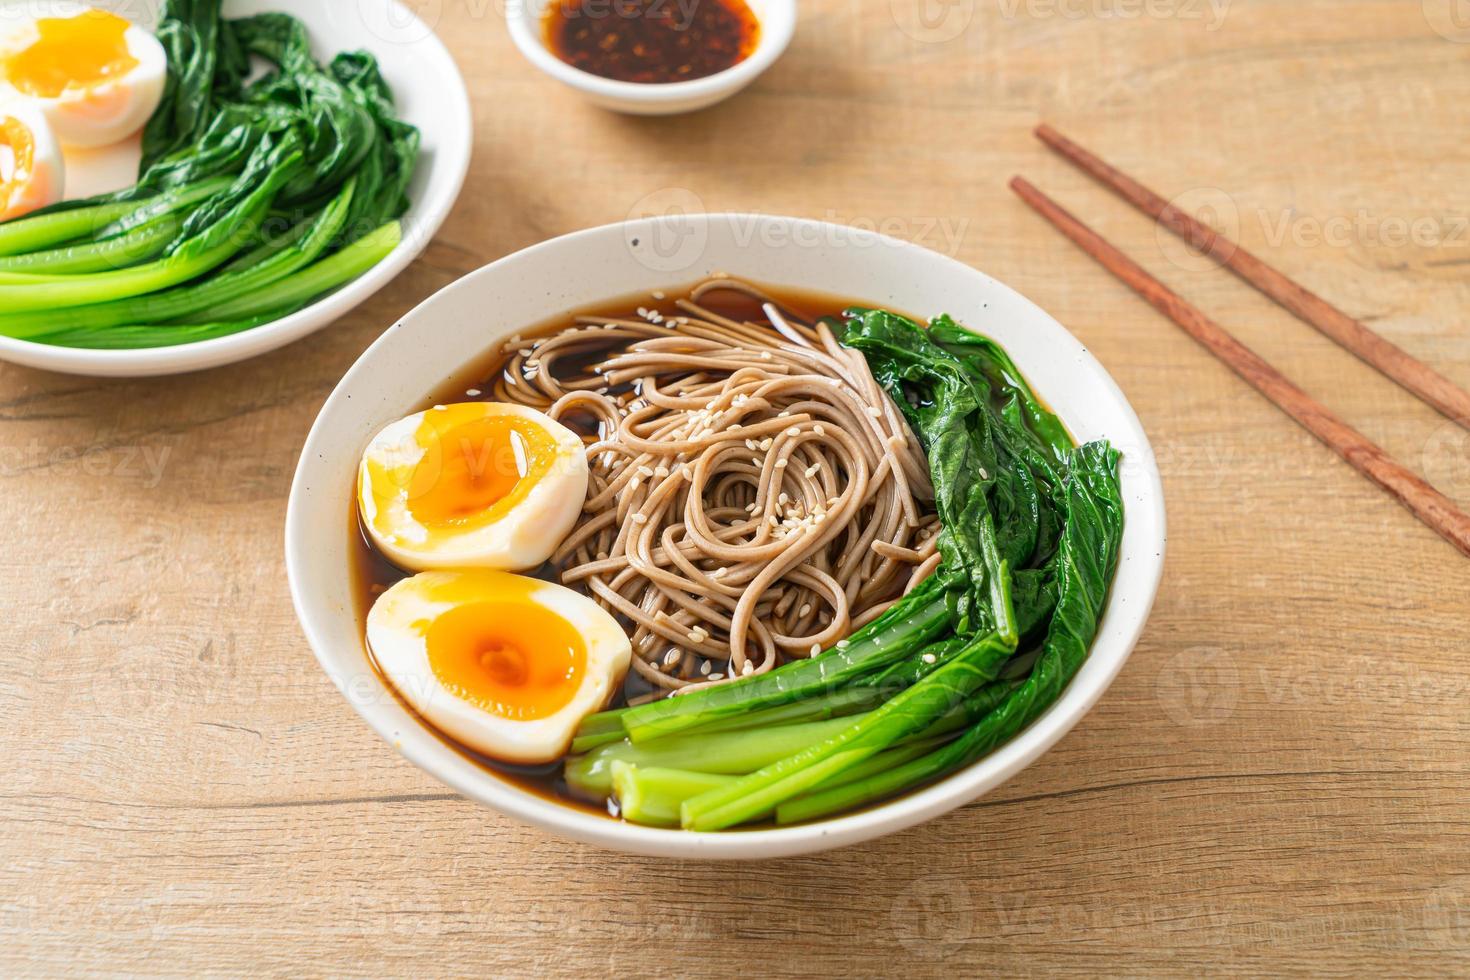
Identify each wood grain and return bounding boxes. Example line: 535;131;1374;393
2;0;1469;975
1033;123;1470;430
1010;174;1470;557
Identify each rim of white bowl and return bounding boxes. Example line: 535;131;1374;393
0;0;472;378
286;213;1168;859
505;0;796;108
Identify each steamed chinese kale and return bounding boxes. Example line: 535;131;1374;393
0;0;418;348
567;310;1125;830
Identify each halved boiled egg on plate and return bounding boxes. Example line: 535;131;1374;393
358;402;590;572
368;569;632;764
0;6;166;149
0;101;63;220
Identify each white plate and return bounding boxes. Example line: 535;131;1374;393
0;0;471;377
286;213;1168;859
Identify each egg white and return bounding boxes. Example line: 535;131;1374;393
358;402;590;572
367;570;632;765
0;9;167;148
0;100;63;220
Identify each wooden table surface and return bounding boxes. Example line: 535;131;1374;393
4;0;1469;975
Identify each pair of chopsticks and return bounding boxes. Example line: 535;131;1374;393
1012;125;1470;559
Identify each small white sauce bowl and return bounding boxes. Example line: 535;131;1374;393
506;0;795;115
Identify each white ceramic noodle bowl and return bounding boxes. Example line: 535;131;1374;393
0;0;472;377
286;213;1167;859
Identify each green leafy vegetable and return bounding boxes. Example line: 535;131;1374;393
0;0;418;350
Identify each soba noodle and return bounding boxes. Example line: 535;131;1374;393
488;279;941;693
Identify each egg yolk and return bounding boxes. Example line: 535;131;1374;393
402;406;562;529
424;599;587;721
3;10;138;98
0;114;34;199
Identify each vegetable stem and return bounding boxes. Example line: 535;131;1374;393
610;763;734;828
0;202;138;256
196;220;400;321
0;214;184;275
565;714;859;800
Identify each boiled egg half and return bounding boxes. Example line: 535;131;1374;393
0;7;166;149
359;402;590;572
368;569;632;764
0;101;63;220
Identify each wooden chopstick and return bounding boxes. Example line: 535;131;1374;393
1009;175;1470;559
1034;123;1470;431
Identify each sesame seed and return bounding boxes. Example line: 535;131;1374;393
922;653;937;664
799;603;811;617
741;662;755;676
663;650;680;666
637;465;654;478
775;459;788;468
804;464;820;478
708;673;725;681
837;640;850;649
631;513;648;524
465;388;481;397
814;424;826;436
654;465;669;477
628;477;641;492
785;426;800;437
700;661;712;676
866;406;883;418
760;351;773;360
652;289;666;299
809;644;820;656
